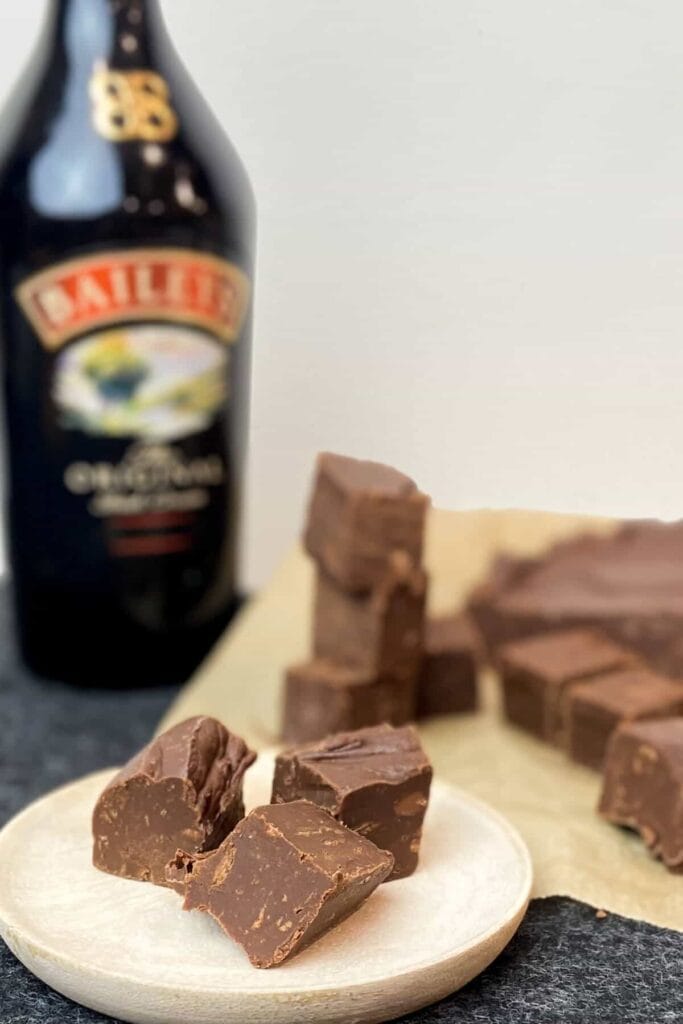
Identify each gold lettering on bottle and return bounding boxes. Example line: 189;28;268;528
134;265;160;304
63;462;92;495
38;284;75;329
165;266;187;305
16;250;251;349
217;279;238;323
63;444;225;519
110;267;131;305
195;271;215;310
89;66;179;143
75;274;110;314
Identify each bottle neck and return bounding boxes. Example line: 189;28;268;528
43;0;169;67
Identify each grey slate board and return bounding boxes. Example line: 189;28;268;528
0;593;680;1023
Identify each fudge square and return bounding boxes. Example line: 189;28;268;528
183;801;393;968
313;551;427;680
565;668;683;771
498;629;635;743
272;723;432;880
599;718;683;872
417;614;479;719
282;659;416;744
92;716;255;887
304;452;429;593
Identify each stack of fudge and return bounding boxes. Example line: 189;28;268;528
418;613;480;719
467;523;683;872
283;452;480;744
283;452;429;743
92;715;433;968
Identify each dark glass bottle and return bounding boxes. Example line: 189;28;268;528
0;0;256;686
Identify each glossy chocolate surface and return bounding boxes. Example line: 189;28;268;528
499;629;634;742
282;659;416;744
599;718;683;871
272;724;432;880
92;716;255;886
417;614;479;719
565;669;683;771
313;552;427;680
468;522;683;677
304;452;429;593
183;800;393;967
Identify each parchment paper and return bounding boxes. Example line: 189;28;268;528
159;508;683;932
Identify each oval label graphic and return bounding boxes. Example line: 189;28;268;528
53;324;228;441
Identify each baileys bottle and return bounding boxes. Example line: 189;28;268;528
0;0;256;685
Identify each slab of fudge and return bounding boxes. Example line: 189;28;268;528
272;724;432;880
183;800;393;968
599;718;683;871
417;614;480;719
564;668;683;771
498;628;635;743
304;452;429;593
313;552;427;680
92;716;255;887
466;551;544;656
467;521;683;678
282;658;416;744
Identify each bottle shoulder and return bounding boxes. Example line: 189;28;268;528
161;49;256;221
0;41;255;271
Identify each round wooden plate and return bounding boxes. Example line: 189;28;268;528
0;757;532;1024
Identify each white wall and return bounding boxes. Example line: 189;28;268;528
2;2;683;587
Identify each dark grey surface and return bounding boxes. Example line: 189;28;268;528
0;593;681;1023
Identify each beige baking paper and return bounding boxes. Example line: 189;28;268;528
159;508;683;933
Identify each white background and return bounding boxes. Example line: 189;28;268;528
1;1;683;587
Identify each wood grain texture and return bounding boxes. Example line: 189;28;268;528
0;756;531;1024
161;509;683;932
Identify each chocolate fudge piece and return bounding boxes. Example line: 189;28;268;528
184;801;393;967
599;718;683;871
165;850;196;894
499;629;635;743
467;552;542;656
304;452;429;593
282;659;416;744
564;668;683;771
92;716;255;886
417;614;479;718
313;552;427;680
467;522;683;677
272;724;432;880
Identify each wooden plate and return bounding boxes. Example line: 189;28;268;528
0;756;532;1024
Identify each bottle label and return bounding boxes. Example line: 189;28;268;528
15;250;251;558
62;443;226;556
16;248;250;350
52;323;229;441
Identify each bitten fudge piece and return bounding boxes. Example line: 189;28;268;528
184;801;393;968
599;718;683;871
313;552;427;680
417;614;480;718
282;659;416;744
272;724;432;880
92;716;255;886
499;629;634;743
304;452;429;593
565;669;683;771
